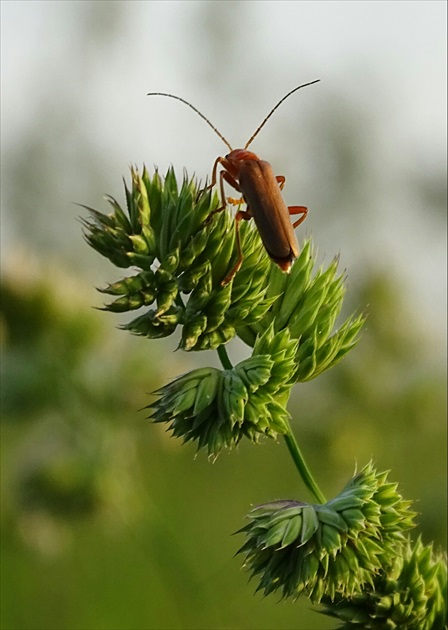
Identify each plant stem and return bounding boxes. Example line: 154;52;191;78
283;421;326;504
217;344;233;370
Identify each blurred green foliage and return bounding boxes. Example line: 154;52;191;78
1;254;445;630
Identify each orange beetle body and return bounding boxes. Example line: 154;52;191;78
212;149;306;278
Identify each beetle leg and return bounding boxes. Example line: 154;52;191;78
204;158;240;194
221;210;250;286
274;174;309;227
235;208;252;220
198;157;219;201
221;169;241;190
288;205;308;228
220;170;241;203
204;157;225;191
200;157;231;201
276;174;308;228
206;169;242;224
276;175;286;190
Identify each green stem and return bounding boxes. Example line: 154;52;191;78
283;420;326;504
217;344;233;370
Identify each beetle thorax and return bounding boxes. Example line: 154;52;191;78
226;149;260;164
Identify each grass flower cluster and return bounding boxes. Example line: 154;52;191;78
148;325;297;457
84;167;273;351
238;463;416;602
322;537;447;629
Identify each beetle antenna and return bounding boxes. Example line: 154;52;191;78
147;92;233;151
244;79;320;149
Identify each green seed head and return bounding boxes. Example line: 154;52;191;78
237;462;417;603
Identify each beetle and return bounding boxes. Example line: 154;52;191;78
147;80;320;284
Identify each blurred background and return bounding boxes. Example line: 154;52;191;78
1;2;446;629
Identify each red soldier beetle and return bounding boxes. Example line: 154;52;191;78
147;79;320;284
